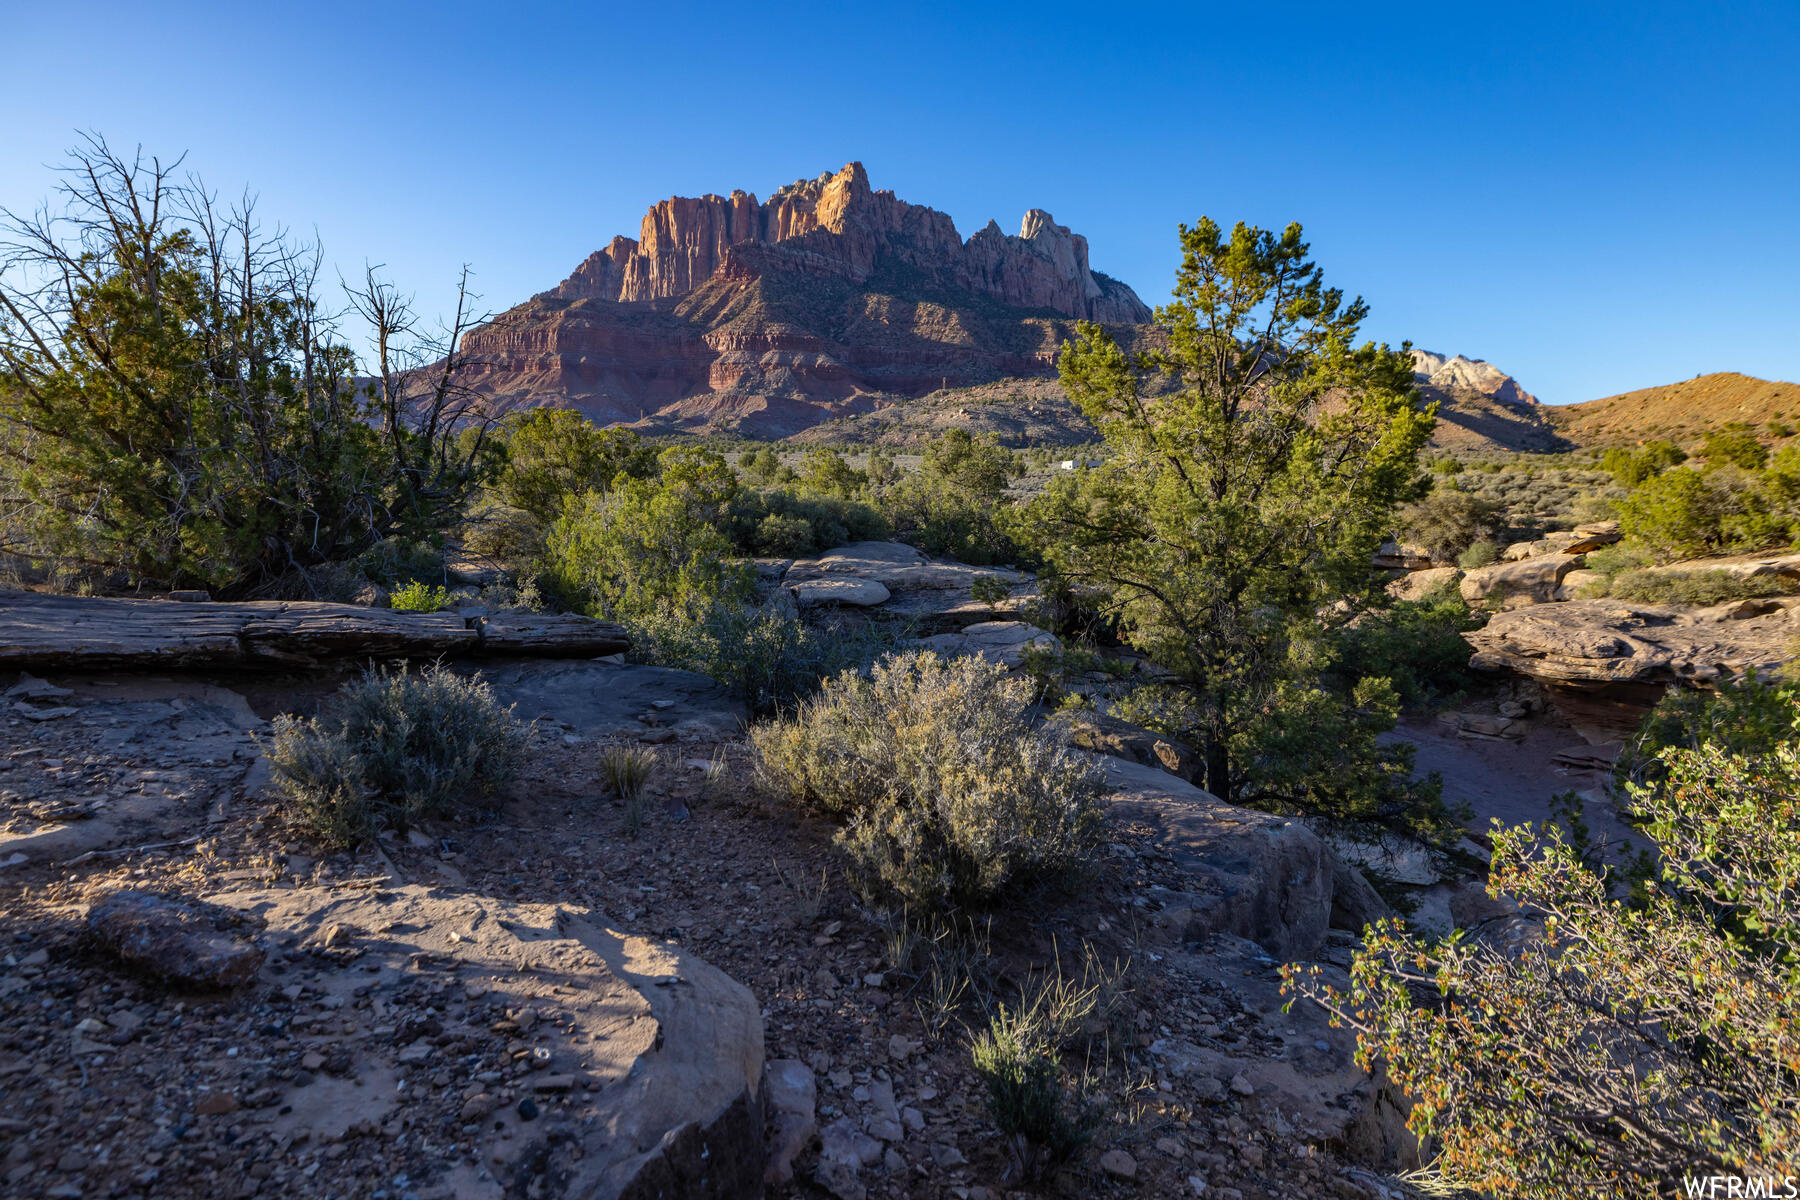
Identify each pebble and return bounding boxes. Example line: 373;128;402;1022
1099;1148;1138;1179
1229;1072;1255;1097
516;1097;539;1121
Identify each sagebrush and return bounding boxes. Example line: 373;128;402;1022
266;663;529;846
751;650;1104;910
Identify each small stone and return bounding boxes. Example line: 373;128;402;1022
1099;1148;1137;1178
57;1148;89;1172
1229;1073;1255;1097
516;1097;539;1121
901;1107;924;1132
1156;1136;1184;1156
821;1117;883;1167
884;1147;906;1172
814;1157;866;1200
460;1094;497;1123
397;1042;433;1064
530;1074;574;1092
195;1092;240;1116
886;1034;916;1060
867;1117;904;1142
928;1142;966;1168
300;1051;325;1071
1188;1175;1209;1196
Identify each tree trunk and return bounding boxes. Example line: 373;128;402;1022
1204;735;1231;804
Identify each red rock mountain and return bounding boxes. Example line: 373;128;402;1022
458;163;1151;436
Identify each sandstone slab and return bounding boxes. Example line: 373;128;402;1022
209;884;765;1200
1460;555;1583;608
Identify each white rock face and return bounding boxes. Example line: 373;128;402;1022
1410;349;1538;405
1019;209;1104;300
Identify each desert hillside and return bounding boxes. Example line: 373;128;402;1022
1546;371;1800;446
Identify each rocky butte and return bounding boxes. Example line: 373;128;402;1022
457;162;1151;437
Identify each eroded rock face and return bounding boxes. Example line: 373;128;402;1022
458;165;1149;436
1467;598;1798;689
1410;349;1538;405
1102;758;1341;960
1461;555;1584;608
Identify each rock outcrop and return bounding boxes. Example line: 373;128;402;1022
1410;349;1538;406
1467;598;1799;690
209;884;766;1200
458;164;1150;436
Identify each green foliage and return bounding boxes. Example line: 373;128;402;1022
0;139;488;595
266;663;529;846
969;1004;1098;1180
545;445;752;621
1333;594;1483;709
1023;217;1434;809
1601;439;1688;486
751;650;1104;911
1396;487;1502;563
629;598;898;714
1614;466;1784;560
1702;421;1769;471
726;487;889;556
1599;567;1798;606
795;447;867;499
883;429;1020;563
1618;669;1800;790
488;409;655;529
1456;540;1500;569
1287;716;1800;1197
389;581;453;612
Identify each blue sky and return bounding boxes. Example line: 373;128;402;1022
3;0;1795;404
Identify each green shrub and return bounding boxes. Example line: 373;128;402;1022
266;663;530;846
1618;669;1800;791
1702;422;1770;471
751;650;1104;910
1601;439;1687;486
1333;594;1482;708
1395;487;1503;563
1457;540;1500;569
629;599;898;714
546;446;752;620
970;1004;1097;1180
1600;567;1798;607
1286;714;1800;1196
389;581;453;612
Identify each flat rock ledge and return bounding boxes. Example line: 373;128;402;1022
0;591;628;670
1466;597;1799;689
207;884;766;1200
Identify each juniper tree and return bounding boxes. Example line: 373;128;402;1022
1028;219;1435;811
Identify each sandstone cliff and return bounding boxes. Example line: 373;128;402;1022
458;164;1150;436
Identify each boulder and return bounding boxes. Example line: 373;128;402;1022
210;884;766;1200
915;621;1059;668
1386;566;1463;603
1326;852;1394;933
480;659;745;742
784;541;1026;592
1372;541;1435;570
1460;554;1583;608
1555;569;1603;600
1564;521;1622;553
1466;599;1795;689
1102;758;1335;960
87;890;266;989
1047;709;1203;783
788;578;891;608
